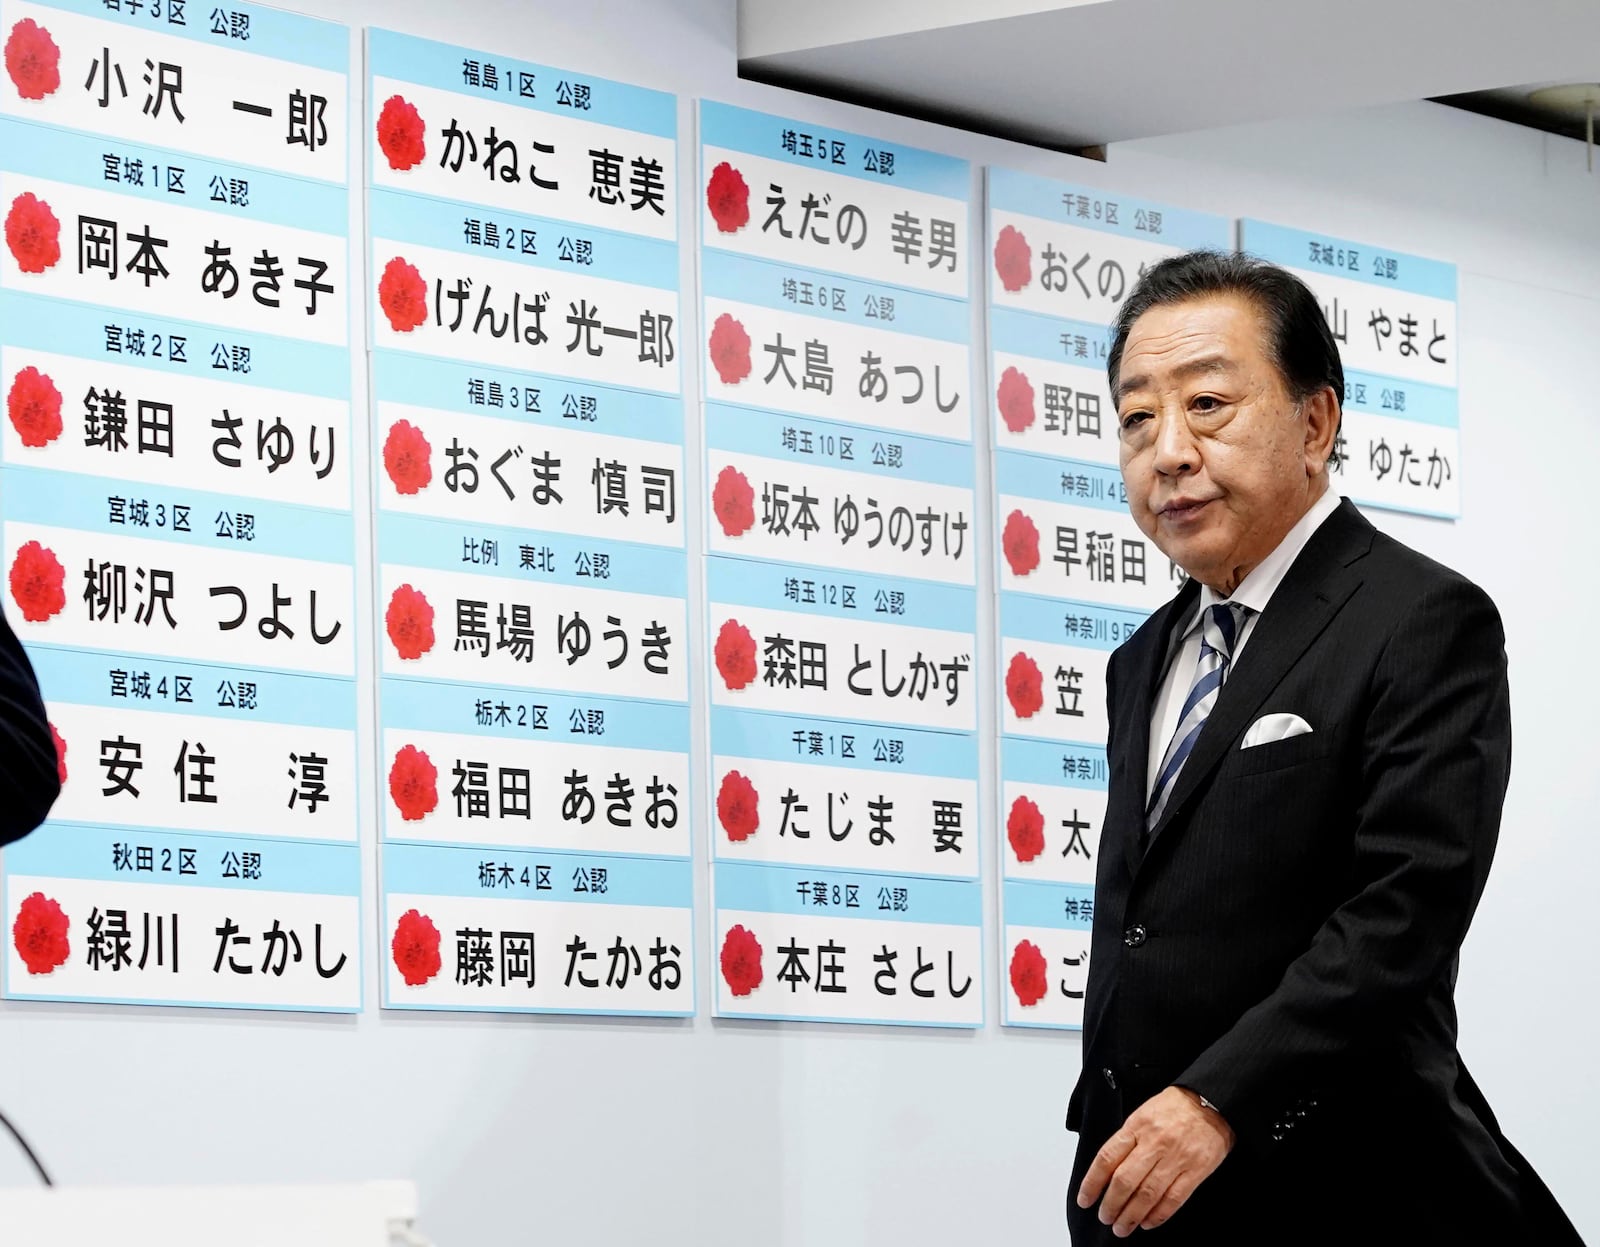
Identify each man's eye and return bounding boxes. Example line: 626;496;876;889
1120;411;1151;429
1193;396;1222;412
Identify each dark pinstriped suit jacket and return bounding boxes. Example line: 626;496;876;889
1065;499;1582;1245
0;602;57;847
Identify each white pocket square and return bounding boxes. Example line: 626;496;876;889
1241;713;1313;749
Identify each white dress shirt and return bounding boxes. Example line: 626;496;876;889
1145;488;1343;802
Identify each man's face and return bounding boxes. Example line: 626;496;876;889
1115;293;1325;594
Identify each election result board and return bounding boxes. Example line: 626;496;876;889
701;103;982;1026
0;0;360;1010
987;167;1230;1028
367;30;694;1015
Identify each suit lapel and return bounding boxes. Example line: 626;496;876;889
1116;578;1199;880
1141;500;1376;853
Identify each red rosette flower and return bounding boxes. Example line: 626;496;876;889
712;465;755;538
716;770;760;842
378;257;427;332
376;94;426;171
385;584;435;660
6;192;60;274
9;540;65;622
12;892;68;976
1010;939;1048;1007
705;161;751;233
1002;509;1041;577
391;908;442;986
993;223;1032;293
720;923;763;997
49;721;66;785
1007;795;1046;863
707;313;752;385
7;365;62;447
996;365;1036;435
5;19;60;101
383;419;432;495
388;744;438;822
1006;652;1044;719
714;619;758;691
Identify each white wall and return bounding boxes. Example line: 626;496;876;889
1;1;1595;1243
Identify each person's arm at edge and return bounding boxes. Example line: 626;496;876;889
0;603;60;846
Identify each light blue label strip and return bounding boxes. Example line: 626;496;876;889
369;28;676;138
707;402;974;484
1240;219;1456;302
5;465;354;562
7;823;360;895
1;118;348;235
378;511;686;598
702;248;969;342
30;0;348;74
1002;735;1110;790
711;706;977;780
998;449;1127;512
28;643;356;729
707;554;976;632
0;289;351;400
1001;591;1148;651
382;840;693;905
988;167;1230;252
716;859;981;924
1004;878;1095;931
371;187;678;290
372;349;684;444
989;305;1115;363
700;100;969;200
380;672;689;750
1341;369;1458;428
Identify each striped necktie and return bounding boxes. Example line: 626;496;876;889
1146;602;1250;833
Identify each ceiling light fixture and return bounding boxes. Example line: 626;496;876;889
1528;83;1600;171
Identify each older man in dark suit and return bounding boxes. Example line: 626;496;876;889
1066;251;1581;1243
0;603;58;846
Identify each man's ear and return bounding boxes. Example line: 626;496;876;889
1302;387;1340;474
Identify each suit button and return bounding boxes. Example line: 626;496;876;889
1101;1067;1118;1091
1123;924;1148;948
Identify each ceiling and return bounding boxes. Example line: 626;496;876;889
738;0;1600;151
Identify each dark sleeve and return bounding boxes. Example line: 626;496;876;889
0;603;59;846
1175;574;1511;1136
1104;646;1120;758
